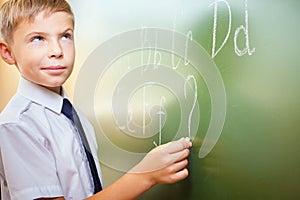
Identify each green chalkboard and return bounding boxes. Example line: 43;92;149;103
71;0;300;199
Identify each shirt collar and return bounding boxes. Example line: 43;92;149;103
17;77;69;115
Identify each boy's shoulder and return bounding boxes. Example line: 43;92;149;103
1;78;64;126
0;94;31;125
0;93;53;136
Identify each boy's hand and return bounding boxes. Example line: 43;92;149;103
86;137;192;200
130;137;192;186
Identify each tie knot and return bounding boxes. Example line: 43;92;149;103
61;98;74;122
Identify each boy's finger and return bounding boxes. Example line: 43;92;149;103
168;168;189;183
170;159;189;173
163;137;192;154
168;148;190;163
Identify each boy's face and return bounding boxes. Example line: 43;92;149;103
7;11;75;94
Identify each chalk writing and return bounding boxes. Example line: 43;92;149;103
171;16;181;70
210;0;232;59
140;27;162;73
210;0;255;58
153;31;162;67
140;27;152;70
184;75;198;138
234;0;255;56
154;96;167;147
184;31;193;66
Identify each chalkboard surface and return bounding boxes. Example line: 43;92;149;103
71;0;300;199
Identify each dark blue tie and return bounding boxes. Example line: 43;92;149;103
61;98;102;193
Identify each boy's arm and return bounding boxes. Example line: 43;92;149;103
36;138;192;200
87;137;192;200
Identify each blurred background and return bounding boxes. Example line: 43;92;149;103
1;0;300;199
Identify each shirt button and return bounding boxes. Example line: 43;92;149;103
80;150;85;158
82;154;87;162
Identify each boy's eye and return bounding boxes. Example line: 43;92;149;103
31;35;44;42
62;33;73;40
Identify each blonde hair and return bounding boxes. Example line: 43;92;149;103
0;0;74;44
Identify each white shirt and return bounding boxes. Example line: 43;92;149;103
0;78;102;200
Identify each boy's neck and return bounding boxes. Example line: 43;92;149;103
42;85;62;95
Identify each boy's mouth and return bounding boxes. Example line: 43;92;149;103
41;66;66;75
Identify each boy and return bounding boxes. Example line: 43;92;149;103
0;0;192;199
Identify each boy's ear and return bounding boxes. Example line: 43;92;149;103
0;41;16;65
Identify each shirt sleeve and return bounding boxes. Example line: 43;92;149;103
0;122;63;200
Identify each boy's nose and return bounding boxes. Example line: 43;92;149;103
48;40;63;58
